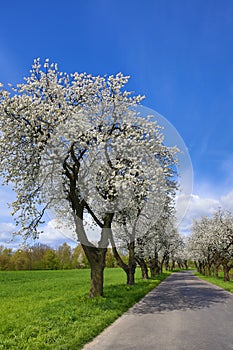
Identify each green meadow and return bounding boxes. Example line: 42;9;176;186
195;271;233;294
0;268;170;350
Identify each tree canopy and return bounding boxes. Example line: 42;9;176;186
0;59;179;296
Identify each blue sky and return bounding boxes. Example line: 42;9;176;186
0;0;233;248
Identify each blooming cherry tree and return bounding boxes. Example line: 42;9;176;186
0;59;178;296
187;209;233;281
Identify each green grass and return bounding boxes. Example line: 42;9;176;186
195;272;233;294
0;268;170;350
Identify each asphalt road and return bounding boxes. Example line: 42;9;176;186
83;271;233;350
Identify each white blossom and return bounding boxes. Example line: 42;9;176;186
0;58;178;250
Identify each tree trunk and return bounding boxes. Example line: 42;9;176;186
198;261;204;274
171;259;176;270
136;257;149;280
148;249;161;278
150;264;155;278
149;261;161;277
213;263;219;278
77;212;113;297
82;245;107;297
161;253;168;273
165;257;170;271
126;241;136;285
206;263;211;277
111;242;136;285
126;267;136;285
89;260;105;297
69;177;113;298
223;263;230;282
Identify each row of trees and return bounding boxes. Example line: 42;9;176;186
0;243;89;271
0;59;182;296
0;232;187;273
187;209;233;281
0;243;128;270
116;215;188;280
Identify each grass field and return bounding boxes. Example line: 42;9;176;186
195;272;233;293
0;268;170;350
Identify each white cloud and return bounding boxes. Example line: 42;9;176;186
0;222;22;249
0;219;78;250
0;222;16;238
0;208;103;249
38;219;78;247
220;190;233;210
186;194;219;216
38;215;101;248
179;189;233;235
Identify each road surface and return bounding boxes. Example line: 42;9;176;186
83;271;233;350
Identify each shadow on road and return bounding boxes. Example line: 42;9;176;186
127;271;232;315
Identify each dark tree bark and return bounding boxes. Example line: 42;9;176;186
148;256;161;277
222;263;231;282
165;256;170;271
136;257;149;280
82;245;107;297
213;263;219;278
206;263;211;277
126;265;136;285
71;192;113;297
127;241;137;285
177;262;182;269
80;213;114;297
111;241;136;285
197;260;204;274
161;252;169;273
150;265;155;278
184;260;188;270
148;248;162;278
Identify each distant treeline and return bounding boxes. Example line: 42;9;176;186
0;243;122;270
